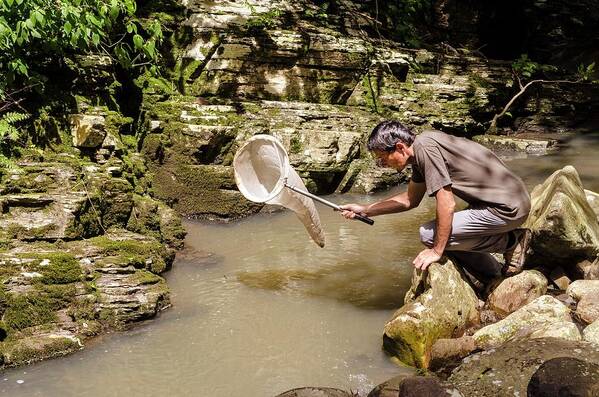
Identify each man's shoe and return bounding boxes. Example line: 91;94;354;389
503;228;532;276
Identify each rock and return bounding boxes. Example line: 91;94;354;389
527;357;599;397
523;165;599;267
398;376;463;397
383;260;479;368
472;134;559;155
473;295;573;349
336;159;409;194
367;375;463;397
586;189;599;219
70;114;107;148
576;295;599;324
574;257;599;280
429;336;478;373
275;387;353;397
549;266;571;290
1;330;83;366
567;280;599;301
583;320;599;344
367;374;412;397
527;321;581;341
486;270;548;317
449;338;599;397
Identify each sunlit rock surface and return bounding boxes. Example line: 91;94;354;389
382;260;479;368
524;165;599;267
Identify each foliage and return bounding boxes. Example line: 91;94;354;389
512;54;556;79
0;111;28;141
367;0;433;47
577;62;596;82
0;0;163;85
243;1;283;32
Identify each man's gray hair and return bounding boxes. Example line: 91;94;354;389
367;121;415;151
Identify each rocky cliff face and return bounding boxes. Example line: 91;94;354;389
0;55;185;368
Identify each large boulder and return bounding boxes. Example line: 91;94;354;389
523;165;599;267
367;375;463;397
586;189;599;220
486;270;548;317
527;357;599;397
449;338;599;397
70;114;107;148
383;260;479;368
473;295;575;349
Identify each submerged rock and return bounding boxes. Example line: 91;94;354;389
472;134;560;155
473;295;574;349
449;338;599;397
383;260;479;368
523;165;599;267
486;270;548;317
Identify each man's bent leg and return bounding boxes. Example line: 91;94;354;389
419;206;526;253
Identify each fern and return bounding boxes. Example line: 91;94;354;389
0;112;29;141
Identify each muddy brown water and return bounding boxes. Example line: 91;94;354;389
2;134;599;396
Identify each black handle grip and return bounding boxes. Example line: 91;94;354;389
354;213;375;225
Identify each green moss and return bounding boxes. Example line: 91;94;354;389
89;235;171;274
128;270;162;285
3;294;57;331
1;335;80;366
31;253;83;284
32;283;77;309
289;136;303;154
67;297;97;322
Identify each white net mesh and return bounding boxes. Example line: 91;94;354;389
233;135;326;247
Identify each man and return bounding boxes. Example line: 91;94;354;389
341;121;531;279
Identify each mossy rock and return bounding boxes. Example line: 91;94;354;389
3;294;58;331
0;333;82;367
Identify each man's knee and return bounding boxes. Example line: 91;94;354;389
419;223;434;248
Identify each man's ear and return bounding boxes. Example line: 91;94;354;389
395;141;407;153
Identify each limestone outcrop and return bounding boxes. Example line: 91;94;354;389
524;165;599;267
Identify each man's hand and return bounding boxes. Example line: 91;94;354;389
340;204;368;219
412;248;442;270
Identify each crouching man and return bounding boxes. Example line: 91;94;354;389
341;121;531;279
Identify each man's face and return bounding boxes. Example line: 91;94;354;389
372;145;409;170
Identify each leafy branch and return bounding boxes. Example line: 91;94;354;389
488;54;596;132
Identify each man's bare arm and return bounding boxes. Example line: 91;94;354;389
432;185;455;254
364;181;426;216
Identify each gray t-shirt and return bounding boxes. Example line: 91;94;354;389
411;130;531;220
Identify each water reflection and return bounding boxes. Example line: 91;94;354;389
237;260;407;309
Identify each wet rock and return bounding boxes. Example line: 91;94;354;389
583;320;599;344
527;357;599;397
473;295;573;349
402;377;463;397
70;114;107;148
368;375;463;397
275;387;354;397
429;336;478;373
523;165;599;267
449;338;599;397
486;270;548;317
367;374;412;397
383;259;479;368
1;330;83;367
549;266;571;290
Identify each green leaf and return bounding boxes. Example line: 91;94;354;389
33;10;44;25
133;34;143;49
92;32;100;46
144;40;155;58
26;18;34;29
64;21;72;34
6;0;13;6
